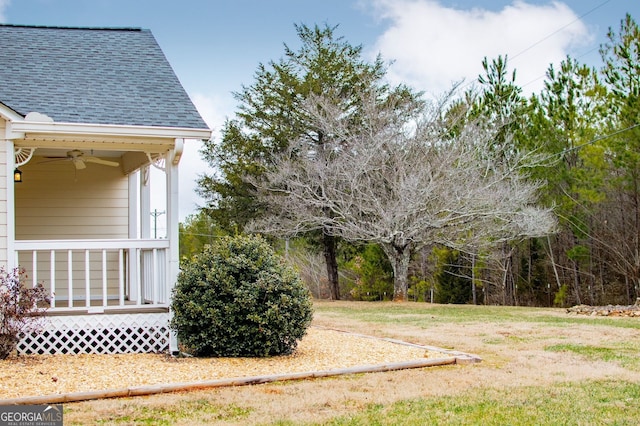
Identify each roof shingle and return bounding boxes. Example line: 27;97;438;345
0;24;208;130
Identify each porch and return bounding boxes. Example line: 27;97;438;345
14;238;174;355
15;239;170;312
8;139;190;356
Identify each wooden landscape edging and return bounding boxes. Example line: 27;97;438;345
0;357;459;405
0;328;481;406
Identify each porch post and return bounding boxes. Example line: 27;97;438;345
5;140;16;270
128;172;140;303
128;172;139;239
130;166;151;303
166;142;181;355
140;166;151;239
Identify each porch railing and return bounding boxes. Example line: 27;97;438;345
14;239;170;312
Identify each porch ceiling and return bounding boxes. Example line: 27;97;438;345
13;137;175;154
6;112;211;165
13;138;174;174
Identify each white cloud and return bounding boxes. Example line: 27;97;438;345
176;139;207;221
175;92;230;221
369;0;591;96
149;92;230;224
191;92;229;131
0;0;10;22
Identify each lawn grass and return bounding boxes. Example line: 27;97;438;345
67;400;252;425
72;378;640;425
64;301;640;425
315;380;640;426
545;342;640;371
314;301;640;330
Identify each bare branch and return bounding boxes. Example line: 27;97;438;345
248;86;557;300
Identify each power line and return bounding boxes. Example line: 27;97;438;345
520;45;602;90
539;123;640;166
179;231;223;238
509;0;611;63
562;123;640;154
463;0;612;93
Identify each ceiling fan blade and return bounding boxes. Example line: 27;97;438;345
84;157;119;167
73;159;86;170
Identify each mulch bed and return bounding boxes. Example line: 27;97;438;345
0;327;455;402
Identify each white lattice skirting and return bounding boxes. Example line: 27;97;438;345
17;313;171;355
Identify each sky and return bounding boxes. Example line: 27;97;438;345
0;0;637;232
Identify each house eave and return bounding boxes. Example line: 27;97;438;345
0;103;23;122
6;119;212;141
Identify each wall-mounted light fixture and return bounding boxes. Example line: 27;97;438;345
13;168;22;183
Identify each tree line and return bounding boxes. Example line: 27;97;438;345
182;14;640;307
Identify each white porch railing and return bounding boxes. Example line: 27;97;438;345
14;239;170;313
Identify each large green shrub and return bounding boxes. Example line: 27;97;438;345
170;235;313;357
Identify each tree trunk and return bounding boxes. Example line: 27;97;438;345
382;243;412;301
471;254;477;305
322;232;340;300
571;260;582;305
547;236;562;297
501;256;508;306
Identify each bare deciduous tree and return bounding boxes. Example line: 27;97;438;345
250;89;556;300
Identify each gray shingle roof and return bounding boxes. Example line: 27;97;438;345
0;24;208;130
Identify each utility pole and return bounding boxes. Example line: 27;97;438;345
151;209;166;238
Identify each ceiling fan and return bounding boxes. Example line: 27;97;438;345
44;150;119;170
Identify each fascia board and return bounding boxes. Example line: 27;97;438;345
7;120;212;140
0;104;23;122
